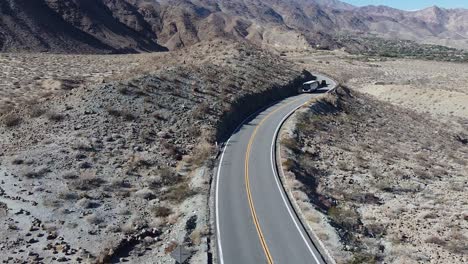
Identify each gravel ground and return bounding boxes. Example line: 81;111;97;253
280;87;468;263
0;40;308;263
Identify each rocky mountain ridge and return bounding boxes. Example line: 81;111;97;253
1;0;468;53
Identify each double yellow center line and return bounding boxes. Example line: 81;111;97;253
244;98;304;264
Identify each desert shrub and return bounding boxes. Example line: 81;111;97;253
145;176;162;189
85;214;104;225
141;129;156;143
164;241;178;254
121;110;137;122
423;212;438;219
46;111;65;122
365;223;386;238
106;107;122;117
188;141;213;166
192;103;210;120
151;206;172;217
29;105;46;118
43;198;63;208
414;168;433;180
118;86;131;95
281;137;299;151
11;158;24;165
153;112;166;121
58;191;80;201
425;236;446;246
106;107;136;121
282;159;295;170
2;113;22;127
337;161;352;171
159;166;178;185
328;206;360;229
350;253;377;264
69;172;105;191
190;229;203;245
162;141;181;160
22;166;49;178
163;182;195;203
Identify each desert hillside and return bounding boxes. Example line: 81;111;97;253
280;87;467;263
2;0;468;53
0;40;312;263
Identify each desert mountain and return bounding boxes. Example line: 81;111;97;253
0;0;167;53
1;0;468;53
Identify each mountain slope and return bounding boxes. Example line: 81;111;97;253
0;0;167;53
1;0;468;53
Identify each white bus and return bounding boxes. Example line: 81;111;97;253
302;80;320;93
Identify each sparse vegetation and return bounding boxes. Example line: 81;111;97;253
336;35;468;62
151;206;172;217
282;86;468;263
2;113;22;127
46;111;65;122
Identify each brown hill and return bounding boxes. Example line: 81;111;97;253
1;0;468;53
0;0;167;53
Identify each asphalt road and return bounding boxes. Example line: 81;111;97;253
216;75;336;264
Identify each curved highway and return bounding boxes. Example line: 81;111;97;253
216;75;336;264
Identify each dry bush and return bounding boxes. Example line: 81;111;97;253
163;181;195;203
151;206;172;217
164;241;178;254
106;107;122;117
121;110;137;122
57;191;80;201
69;171;105;191
85;214;104;225
28;105;46;118
159;166;179;185
337;161;352;171
2;113;22;127
282;159;295;170
425;236;446;246
118;86;131;95
43;198;63;209
106;107;136;121
281;136;299;151
162;141;181;160
22;166;49;179
188;141;214;166
46;111;65;122
328;206;360;229
145;175;162;190
317;232;329;241
304;211;321;224
192;103;210;120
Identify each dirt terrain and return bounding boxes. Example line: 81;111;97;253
281;88;467;263
280;53;468;263
0;40;310;263
288;50;468;130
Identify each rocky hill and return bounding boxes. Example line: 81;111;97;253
0;40;313;263
2;0;468;53
0;0;167;53
280;87;468;263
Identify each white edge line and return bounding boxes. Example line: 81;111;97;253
269;97;322;264
215;100;284;264
216;78;337;264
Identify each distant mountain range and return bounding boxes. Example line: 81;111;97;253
1;0;468;53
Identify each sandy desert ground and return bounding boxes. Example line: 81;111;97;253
280;52;468;263
0;40;309;263
288;50;468;128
